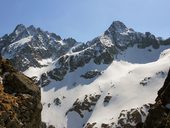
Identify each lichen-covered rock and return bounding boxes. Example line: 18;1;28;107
0;57;42;128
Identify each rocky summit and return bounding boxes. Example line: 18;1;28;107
0;21;170;128
0;57;42;128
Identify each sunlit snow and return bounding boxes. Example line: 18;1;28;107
23;48;170;128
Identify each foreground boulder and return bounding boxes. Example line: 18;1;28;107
0;57;42;128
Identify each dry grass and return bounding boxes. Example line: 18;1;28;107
0;83;18;114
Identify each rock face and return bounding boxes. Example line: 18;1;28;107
142;69;170;128
0;21;170;78
0;57;42;128
0;24;78;72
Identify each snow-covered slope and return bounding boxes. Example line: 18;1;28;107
116;45;169;63
24;49;170;128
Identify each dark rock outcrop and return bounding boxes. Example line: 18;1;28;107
142;69;170;128
103;95;112;106
40;73;50;87
0;57;42;128
116;104;150;128
66;94;101;118
81;70;101;79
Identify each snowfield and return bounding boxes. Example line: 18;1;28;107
24;48;170;128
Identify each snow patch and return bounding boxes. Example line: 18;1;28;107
116;45;170;63
37;58;53;65
9;36;32;49
3;36;32;58
100;35;113;47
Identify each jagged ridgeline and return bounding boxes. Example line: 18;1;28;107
0;57;42;128
0;21;170;73
0;21;170;128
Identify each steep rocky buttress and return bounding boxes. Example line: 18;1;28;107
139;69;170;128
0;56;42;128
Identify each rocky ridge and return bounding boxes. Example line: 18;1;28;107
46;21;170;83
0;21;170;84
0;24;78;71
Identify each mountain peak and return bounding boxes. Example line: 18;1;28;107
13;24;26;35
108;21;127;33
27;25;36;30
15;24;26;29
27;25;37;36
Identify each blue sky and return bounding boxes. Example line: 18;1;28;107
0;0;170;42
